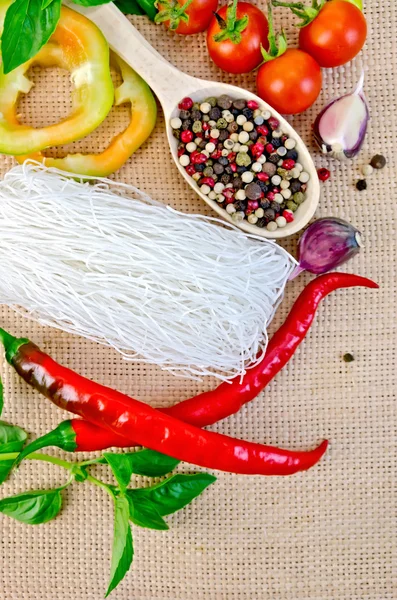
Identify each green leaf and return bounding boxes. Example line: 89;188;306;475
127;494;168;530
105;449;180;484
41;0;56;8
104;453;135;491
0;377;3;417
136;0;157;20
0;421;27;484
128;473;216;516
115;0;145;15
0;489;62;524
106;495;134;598
1;0;62;75
72;0;112;5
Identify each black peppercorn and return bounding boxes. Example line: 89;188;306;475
225;165;234;175
356;179;367;191
263;208;276;223
190;110;202;121
209;107;221;121
233;177;244;190
221;173;232;185
219;129;230;142
182;119;193;131
227;121;239;134
234;200;247;212
289;180;302;194
256;217;267;228
213;163;225;175
286;149;298;161
270;201;282;213
236;165;248;174
268;154;280;164
343;353;355;363
233;99;246;110
195;164;205;172
218;156;229;166
258;181;269;194
179;110;191;120
249;130;259;142
242;108;253;120
272;138;282;148
260;199;271;209
370;154;387;169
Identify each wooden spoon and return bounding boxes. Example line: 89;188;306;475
66;2;320;239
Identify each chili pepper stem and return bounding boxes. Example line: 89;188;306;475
0;452;74;470
13;421;78;468
0;327;29;365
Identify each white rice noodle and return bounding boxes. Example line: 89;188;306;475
0;162;296;381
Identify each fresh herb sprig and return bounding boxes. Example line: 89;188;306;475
0;382;216;596
0;0;157;75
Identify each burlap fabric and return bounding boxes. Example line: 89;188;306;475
0;2;395;599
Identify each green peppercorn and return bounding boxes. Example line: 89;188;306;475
277;168;288;178
203;167;214;177
236;152;252;167
293;192;306;205
192;102;200;110
205;97;217;107
192;120;202;133
216;118;228;129
202;115;210;122
286;200;298;212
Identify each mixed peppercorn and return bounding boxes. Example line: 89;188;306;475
171;95;310;230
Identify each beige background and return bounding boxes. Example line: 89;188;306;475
0;1;396;599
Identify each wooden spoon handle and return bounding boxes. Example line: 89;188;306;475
64;1;196;112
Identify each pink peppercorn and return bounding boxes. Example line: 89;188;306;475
227;152;236;162
265;143;274;154
247;200;259;211
225;196;235;204
191;152;207;164
178;97;193;110
247;100;259;110
185;165;196;176
180;130;194;143
266;191;276;201
211;150;222;160
257;172;269;182
202;122;210;131
317;168;331;182
230;163;237;173
282;159;295;170
283;210;294;223
200;177;215;188
251;143;265;157
268;117;279;130
178;147;185;157
257;125;269;136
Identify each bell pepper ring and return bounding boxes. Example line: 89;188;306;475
0;5;114;156
17;53;157;177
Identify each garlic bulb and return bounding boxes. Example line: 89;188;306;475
313;73;369;160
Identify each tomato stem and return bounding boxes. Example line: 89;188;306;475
154;0;195;29
213;0;249;44
261;1;288;62
271;0;324;26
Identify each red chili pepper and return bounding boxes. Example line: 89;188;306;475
0;330;327;476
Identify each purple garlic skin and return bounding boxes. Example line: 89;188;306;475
298;217;362;275
313;74;369;160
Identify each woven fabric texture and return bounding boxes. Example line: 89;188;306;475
0;2;396;599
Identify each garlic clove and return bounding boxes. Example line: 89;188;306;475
297;217;362;275
313;73;369;160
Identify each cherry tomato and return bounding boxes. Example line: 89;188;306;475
256;49;322;115
206;2;269;74
156;0;218;35
299;0;367;68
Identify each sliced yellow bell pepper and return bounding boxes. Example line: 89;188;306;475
0;4;114;155
18;53;157;177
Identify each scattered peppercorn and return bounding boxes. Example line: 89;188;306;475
343;353;355;363
171;96;309;229
317;168;331;182
370;154;387;170
356;179;367;191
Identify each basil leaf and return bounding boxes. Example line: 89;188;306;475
127;494;168;530
104;449;180;484
72;0;112;6
0;421;27;484
0;421;28;453
1;0;61;75
0;489;62;524
128;473;216;516
0;378;3;417
114;0;145;15
106;495;134;598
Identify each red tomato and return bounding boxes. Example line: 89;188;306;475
256;49;322;115
157;0;219;35
206;2;269;74
299;0;367;68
